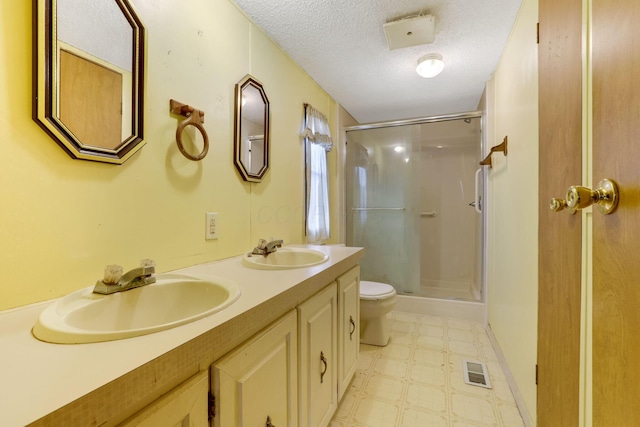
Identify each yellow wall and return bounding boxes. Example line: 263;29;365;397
485;0;538;422
0;0;337;310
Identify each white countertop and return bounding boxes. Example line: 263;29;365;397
0;244;363;426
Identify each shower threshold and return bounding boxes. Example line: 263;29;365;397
395;294;485;323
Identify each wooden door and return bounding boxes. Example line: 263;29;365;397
211;310;298;427
298;283;337;427
537;0;584;424
337;266;360;400
540;0;640;424
59;49;123;149
592;0;640;423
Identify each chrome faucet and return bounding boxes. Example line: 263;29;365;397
250;238;283;256
93;259;156;295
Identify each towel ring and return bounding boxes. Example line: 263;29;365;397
170;99;209;161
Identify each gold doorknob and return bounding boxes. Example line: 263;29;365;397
566;178;619;215
549;198;568;212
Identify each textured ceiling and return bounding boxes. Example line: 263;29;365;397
231;0;523;124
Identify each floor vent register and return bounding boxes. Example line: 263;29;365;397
463;360;492;389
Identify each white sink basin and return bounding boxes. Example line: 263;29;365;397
241;247;329;270
32;273;241;344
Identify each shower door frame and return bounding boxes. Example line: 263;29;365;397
343;110;487;302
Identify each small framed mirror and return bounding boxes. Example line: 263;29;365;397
33;0;146;164
234;75;270;182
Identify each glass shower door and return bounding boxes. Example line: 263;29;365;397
417;118;483;300
346;125;420;294
346;116;483;302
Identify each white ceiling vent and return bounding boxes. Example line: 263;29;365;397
383;14;435;50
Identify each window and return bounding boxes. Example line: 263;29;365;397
303;104;333;242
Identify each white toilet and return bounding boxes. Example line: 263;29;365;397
359;280;397;346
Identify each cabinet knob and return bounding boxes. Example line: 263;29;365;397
266;415;276;427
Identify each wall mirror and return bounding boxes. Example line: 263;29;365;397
33;0;146;164
234;75;270;182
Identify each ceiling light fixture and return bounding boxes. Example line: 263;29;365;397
416;53;444;78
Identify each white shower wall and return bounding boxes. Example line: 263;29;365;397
420;144;481;299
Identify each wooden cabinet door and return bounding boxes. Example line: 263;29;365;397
120;371;209;427
211;311;298;427
298;283;337;427
337;266;360;401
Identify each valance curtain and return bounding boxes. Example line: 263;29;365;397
302;104;333;243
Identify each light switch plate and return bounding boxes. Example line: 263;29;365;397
205;212;218;240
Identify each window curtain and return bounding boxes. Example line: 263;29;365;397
302;104;333;243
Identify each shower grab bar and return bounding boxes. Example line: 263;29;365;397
420;211;437;217
351;207;406;211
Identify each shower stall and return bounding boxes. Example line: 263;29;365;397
345;112;484;304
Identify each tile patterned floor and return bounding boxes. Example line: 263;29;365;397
330;311;526;427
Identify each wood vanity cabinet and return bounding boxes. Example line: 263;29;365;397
209;266;360;427
297;265;360;427
298;282;338;427
211;310;298;427
21;254;364;427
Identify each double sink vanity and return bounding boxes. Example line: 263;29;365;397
0;244;364;426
